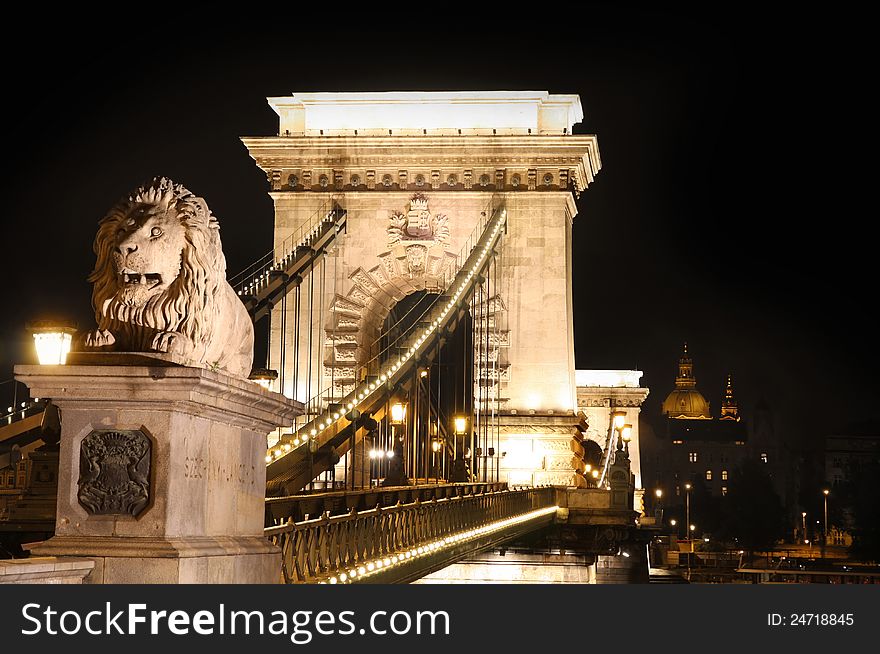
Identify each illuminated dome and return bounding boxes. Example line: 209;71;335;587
662;389;711;419
661;343;711;419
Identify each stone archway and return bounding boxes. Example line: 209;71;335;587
324;194;459;394
323;194;511;405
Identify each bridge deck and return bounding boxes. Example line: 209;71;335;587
265;486;557;584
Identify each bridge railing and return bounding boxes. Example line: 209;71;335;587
265;485;555;584
265;481;507;525
229;193;343;296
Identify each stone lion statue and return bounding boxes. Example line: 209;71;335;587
82;177;254;378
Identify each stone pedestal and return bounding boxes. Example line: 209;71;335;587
15;354;302;584
497;413;587;487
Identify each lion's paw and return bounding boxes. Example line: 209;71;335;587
151;331;193;356
83;329;115;349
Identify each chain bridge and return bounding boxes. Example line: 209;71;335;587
3;91;651;584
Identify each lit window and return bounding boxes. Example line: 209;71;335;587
721;486;728;496
761;452;768;464
706;470;712;481
672;440;684;445
689;452;698;463
722;470;728;481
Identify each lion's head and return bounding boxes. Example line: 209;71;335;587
89;177;227;351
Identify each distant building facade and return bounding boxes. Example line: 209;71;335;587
824;431;880;546
641;345;792;530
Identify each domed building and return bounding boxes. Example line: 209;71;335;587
661;344;711;419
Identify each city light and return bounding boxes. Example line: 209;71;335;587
390;402;407;424
27;320;77;365
248;368;278;390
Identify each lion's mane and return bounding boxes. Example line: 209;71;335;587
86;177;252;376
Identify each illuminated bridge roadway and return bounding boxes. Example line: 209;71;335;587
264;477;644;584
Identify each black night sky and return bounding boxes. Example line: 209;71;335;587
1;9;872;451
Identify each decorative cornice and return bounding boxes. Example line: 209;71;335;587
14;363;302;432
577;386;650;408
241;135;601;193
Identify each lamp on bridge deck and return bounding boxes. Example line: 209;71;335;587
381;402;409;486
449;415;471;483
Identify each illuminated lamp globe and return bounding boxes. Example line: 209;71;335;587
390;403;407;424
248;368;278;390
27;319;78;365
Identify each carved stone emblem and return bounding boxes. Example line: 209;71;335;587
405;244;428;275
387;193;449;246
78;430;151;517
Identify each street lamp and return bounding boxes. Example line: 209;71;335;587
430;439;442;482
449;415;470;482
248;368;278;390
685;482;693;552
687;523;696;581
801;511;807;542
27;320;77;365
655;488;664;523
390;403;407;425
382;402;408;486
621;424;633;450
823;489;830;550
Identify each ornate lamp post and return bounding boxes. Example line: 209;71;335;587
431;438;442;482
621;424;633;452
381;402;408;486
448;415;470;482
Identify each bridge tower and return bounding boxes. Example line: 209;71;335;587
244;91;601;488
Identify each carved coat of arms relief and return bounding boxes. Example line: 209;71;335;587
386;194;453;279
387;193;450;246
